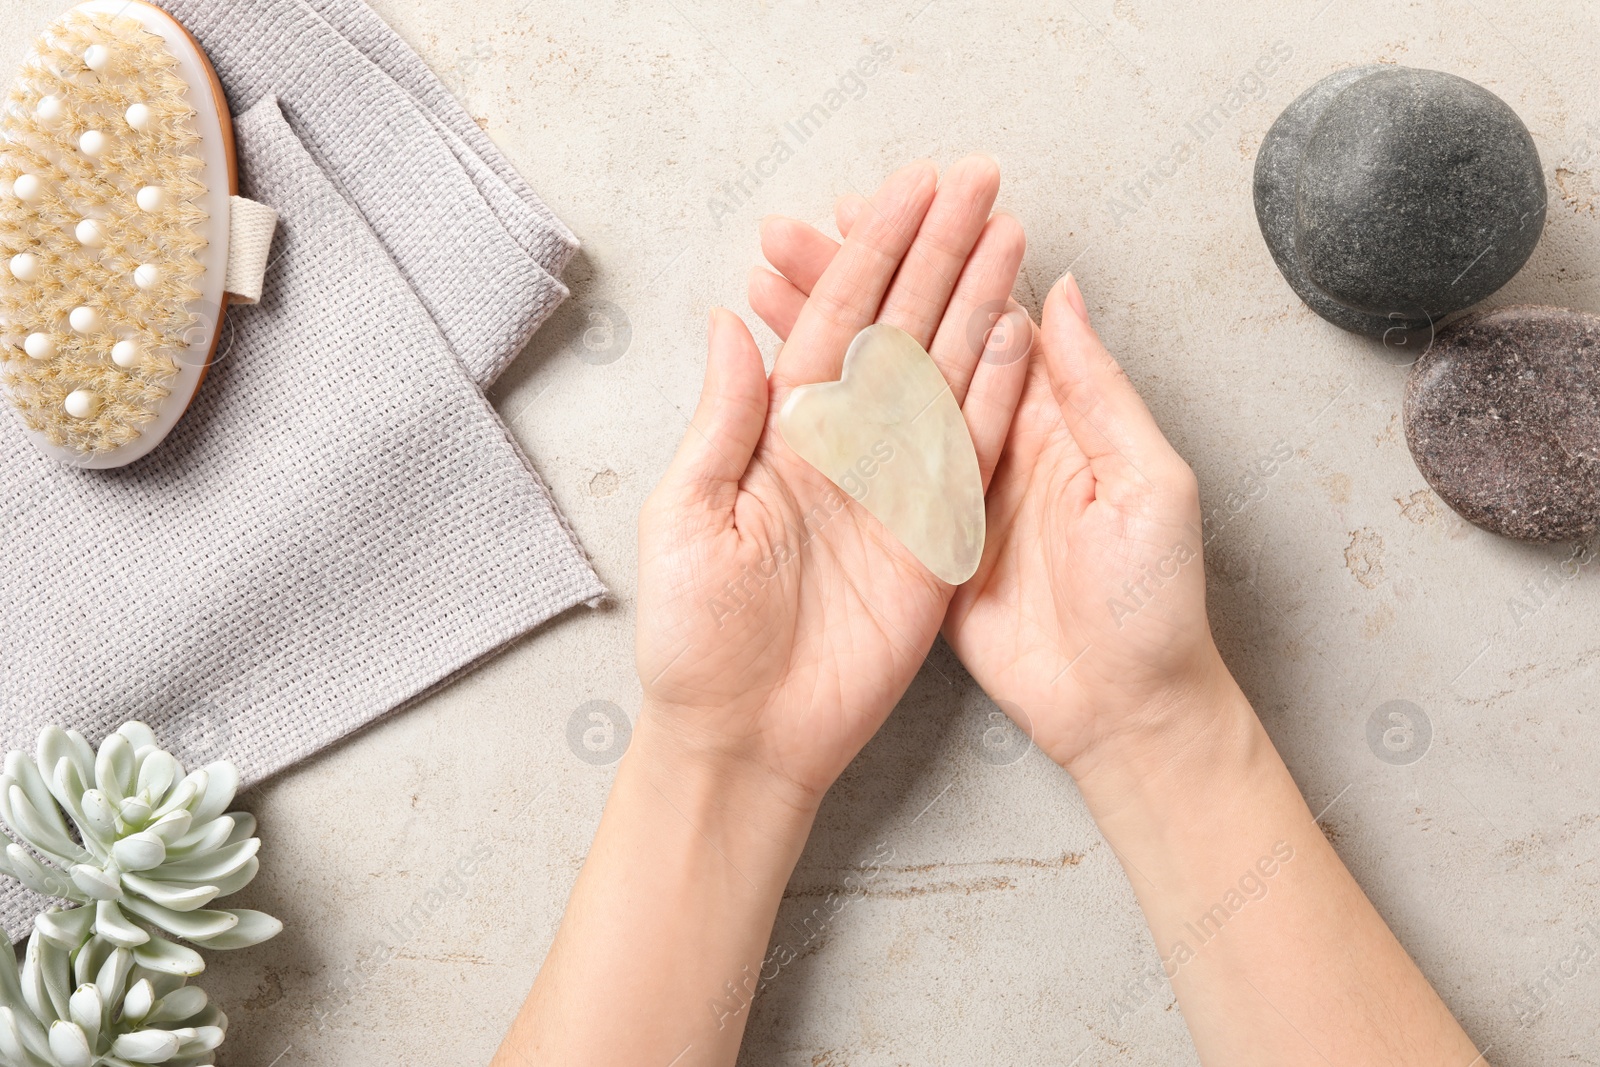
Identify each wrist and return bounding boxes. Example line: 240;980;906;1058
527;704;821;1064
624;704;821;863
1066;657;1267;826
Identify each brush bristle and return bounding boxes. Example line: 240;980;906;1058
1;8;209;456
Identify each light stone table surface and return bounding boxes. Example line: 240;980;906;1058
8;1;1600;1064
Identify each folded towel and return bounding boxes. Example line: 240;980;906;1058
0;0;605;940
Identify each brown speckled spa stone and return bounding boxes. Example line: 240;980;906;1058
1405;306;1600;542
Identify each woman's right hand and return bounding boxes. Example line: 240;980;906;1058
941;275;1235;779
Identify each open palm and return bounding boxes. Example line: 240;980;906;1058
942;281;1221;768
638;158;1030;803
752;202;1225;774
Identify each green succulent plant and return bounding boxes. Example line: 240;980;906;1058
0;921;224;1067
0;722;280;976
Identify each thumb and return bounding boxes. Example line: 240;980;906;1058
659;308;770;514
1040;273;1174;479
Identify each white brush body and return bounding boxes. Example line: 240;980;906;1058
2;0;233;468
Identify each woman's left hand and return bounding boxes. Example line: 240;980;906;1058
636;156;1030;810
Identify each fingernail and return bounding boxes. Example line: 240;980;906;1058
1060;272;1090;325
982;306;1032;367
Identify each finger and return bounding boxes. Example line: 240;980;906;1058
835;193;866;238
759;215;839;296
757;208;1024;368
926;211;1026;404
660;308;770;514
962;300;1035;491
1040;273;1178;482
748;266;807;341
1059;267;1090;321
773;160;938;390
872;154;1001;351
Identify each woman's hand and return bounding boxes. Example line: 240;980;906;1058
637;156;1030;810
750;203;1228;778
942;274;1230;774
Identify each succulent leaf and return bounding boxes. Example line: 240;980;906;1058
67;868;119;902
93;736;133;809
93;903;149;950
5;847;67;899
133;754;176;807
21;936;69;1026
120;981;154;1026
150;841;257;886
160;820;230;861
176;1024;222;1054
66;986;101;1048
128;939;202;979
186;768;237;829
71;943;99;994
0;932;223;1066
184;858;258;902
5;756;72;845
149;774;203;823
1;786;87;868
1;724;274;956
110;835;166;874
47;762;104;854
75;792;117;843
114;878;216;915
115;725;158;756
144;814;191;848
0;1007;46;1067
116;798;152;830
0;941;27;1008
36;730;95;800
183;912;281;952
46;1021;91;1067
92;952;131;1008
116;901;236;944
220;814;254;848
111;1028;179;1064
31;909;93;952
144;987;203;1027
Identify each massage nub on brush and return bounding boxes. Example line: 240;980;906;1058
2;0;277;468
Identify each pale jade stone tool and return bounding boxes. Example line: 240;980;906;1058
778;323;985;585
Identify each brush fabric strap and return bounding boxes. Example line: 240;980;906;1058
225;196;280;305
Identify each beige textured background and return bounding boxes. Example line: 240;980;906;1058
8;1;1600;1064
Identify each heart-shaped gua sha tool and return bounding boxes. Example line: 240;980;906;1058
778;323;985;585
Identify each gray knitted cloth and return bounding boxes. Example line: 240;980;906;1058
0;0;605;939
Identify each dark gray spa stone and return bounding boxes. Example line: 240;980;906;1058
1253;65;1409;337
1405;306;1600;542
1255;66;1546;338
